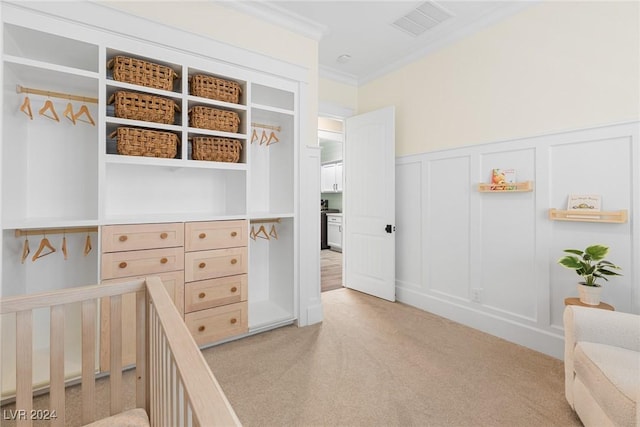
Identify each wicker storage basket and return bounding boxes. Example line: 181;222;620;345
108;56;179;91
111;127;179;158
190;75;241;104
189;106;240;132
192;137;242;162
109;91;178;124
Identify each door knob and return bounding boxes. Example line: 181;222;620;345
385;224;396;233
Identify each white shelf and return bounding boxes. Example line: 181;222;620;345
186;95;247;111
187;127;247;140
105;79;182;98
104;153;248;170
106;117;182;133
102;213;247;226
4;55;99;80
2;218;100;231
251;103;294;116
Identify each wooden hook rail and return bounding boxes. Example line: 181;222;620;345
17;85;98;104
251;122;281;132
250;218;281;224
15;227;98;238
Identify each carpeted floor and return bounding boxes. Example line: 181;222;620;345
2;288;581;426
202;288;582;427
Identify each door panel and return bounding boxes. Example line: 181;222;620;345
345;107;395;301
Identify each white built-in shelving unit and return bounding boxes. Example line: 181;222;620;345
1;4;302;399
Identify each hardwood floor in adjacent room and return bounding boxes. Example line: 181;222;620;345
321;249;343;292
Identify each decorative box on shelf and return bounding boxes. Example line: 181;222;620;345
548;209;628;223
477;181;533;192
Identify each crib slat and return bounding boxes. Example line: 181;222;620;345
81;299;96;424
110;295;123;415
136;289;148;412
50;305;65;427
16;310;33;427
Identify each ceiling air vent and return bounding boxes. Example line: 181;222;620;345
391;1;453;37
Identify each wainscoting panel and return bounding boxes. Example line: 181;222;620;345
395;121;639;359
396;161;423;291
425;155;471;301
479;148;537;320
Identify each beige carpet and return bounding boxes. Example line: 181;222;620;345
2;288;581;426
202;288;581;426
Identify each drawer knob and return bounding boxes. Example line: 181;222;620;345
230;286;238;293
199;262;206;269
160;232;168;239
199;292;206;299
230;318;237;325
198;326;205;332
230;258;237;265
119;235;128;242
119;262;127;269
231;231;237;237
199;233;206;239
160;257;168;264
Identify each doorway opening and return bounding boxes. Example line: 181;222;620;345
319;116;344;292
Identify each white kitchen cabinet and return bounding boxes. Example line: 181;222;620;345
321;162;343;193
326;214;342;251
0;2;308;398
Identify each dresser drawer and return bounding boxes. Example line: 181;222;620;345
327;215;342;224
102;223;184;252
185;301;248;346
185;274;247;313
184;247;247;282
102;247;184;280
185;220;247;252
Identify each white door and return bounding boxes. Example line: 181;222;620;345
344;106;395;301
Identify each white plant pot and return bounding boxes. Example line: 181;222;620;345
577;283;602;306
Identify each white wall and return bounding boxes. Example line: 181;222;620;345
357;1;640;156
396;122;639;359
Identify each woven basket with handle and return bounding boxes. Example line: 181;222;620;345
111;127;179;158
109;91;179;124
189;75;241;104
108;56;179;91
189;106;240;132
192;137;242;162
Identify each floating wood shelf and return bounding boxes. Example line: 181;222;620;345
477;181;533;192
548;209;628;223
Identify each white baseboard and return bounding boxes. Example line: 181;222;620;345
305;302;324;326
397;286;564;360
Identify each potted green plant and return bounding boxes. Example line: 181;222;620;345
558;244;622;305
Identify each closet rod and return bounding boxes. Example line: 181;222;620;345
251;122;281;132
15;227;98;238
250;218;281;224
16;85;98;104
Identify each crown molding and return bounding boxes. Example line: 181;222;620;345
220;1;328;41
319;65;358;87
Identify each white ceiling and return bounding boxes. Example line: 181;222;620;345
228;1;535;86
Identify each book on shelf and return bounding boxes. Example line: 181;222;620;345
490;168;516;190
566;194;602;219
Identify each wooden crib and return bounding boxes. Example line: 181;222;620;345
0;276;241;427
